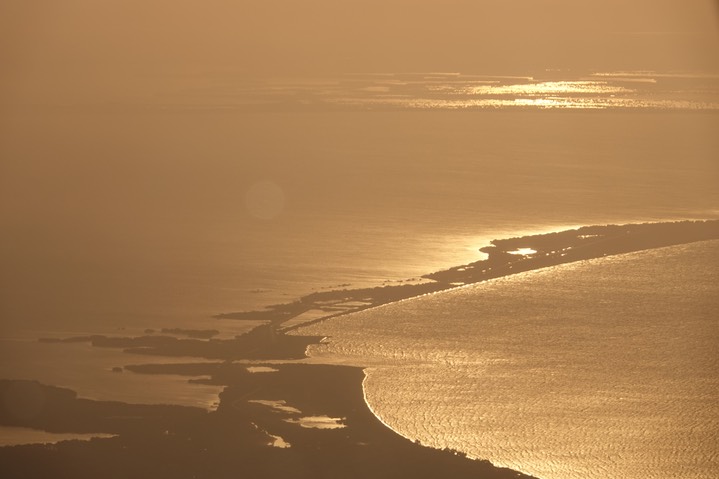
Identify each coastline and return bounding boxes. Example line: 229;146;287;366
309;237;719;479
0;367;537;479
1;220;717;478
216;220;719;333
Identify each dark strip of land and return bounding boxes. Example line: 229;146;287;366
216;220;719;333
36;221;718;362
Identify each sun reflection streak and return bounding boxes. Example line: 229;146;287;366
469;81;633;96
329;96;718;111
191;71;719;112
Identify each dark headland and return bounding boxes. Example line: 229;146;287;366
2;220;717;478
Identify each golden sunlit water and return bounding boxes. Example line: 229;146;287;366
298;242;719;479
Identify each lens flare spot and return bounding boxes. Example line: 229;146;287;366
245;181;285;220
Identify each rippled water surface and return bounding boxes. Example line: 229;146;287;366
298;241;719;479
2;70;717;461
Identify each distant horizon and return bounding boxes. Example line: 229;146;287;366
4;68;719;111
2;0;718;105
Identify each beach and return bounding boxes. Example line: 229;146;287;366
1;220;717;478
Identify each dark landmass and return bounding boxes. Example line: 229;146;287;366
39;328;221;346
217;220;719;331
0;370;534;479
38;335;102;344
122;362;224;376
43;222;714;363
6;220;718;478
40;326;323;361
159;328;220;339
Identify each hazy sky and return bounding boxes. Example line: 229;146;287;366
1;0;718;102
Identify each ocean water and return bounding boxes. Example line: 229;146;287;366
1;72;718;470
297;241;719;479
2;106;717;336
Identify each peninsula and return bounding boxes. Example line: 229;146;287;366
2;220;717;478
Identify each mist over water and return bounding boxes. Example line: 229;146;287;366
1;106;717;336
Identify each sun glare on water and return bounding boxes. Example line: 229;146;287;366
508;248;538;256
468;81;631;96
